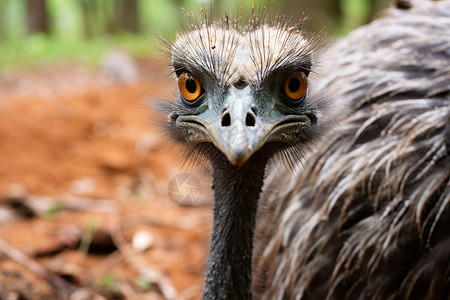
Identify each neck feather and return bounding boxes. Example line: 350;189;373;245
202;155;267;300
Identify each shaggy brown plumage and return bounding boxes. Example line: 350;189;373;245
253;1;450;299
158;1;449;299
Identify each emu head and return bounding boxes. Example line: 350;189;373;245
163;17;327;166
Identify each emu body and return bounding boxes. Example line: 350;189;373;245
254;2;450;299
160;1;450;299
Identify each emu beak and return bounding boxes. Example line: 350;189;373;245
177;87;312;166
206;87;311;167
208;89;268;166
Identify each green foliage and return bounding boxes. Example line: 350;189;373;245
135;275;152;292
0;0;26;39
46;0;84;38
79;216;100;253
0;33;154;70
0;0;164;69
140;0;179;35
43;202;62;218
94;274;120;293
340;0;371;35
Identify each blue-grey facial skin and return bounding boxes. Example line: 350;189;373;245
176;76;312;166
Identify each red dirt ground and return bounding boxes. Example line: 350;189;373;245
0;60;212;300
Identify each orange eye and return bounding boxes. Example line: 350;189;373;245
178;72;202;102
283;72;307;101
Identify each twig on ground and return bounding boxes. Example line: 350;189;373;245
0;237;106;300
117;280;140;300
0;194;115;217
88;250;123;279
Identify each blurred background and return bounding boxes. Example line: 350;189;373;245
0;0;390;69
0;1;389;300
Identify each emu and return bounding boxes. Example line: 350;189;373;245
157;1;450;299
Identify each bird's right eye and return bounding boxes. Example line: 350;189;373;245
178;72;203;102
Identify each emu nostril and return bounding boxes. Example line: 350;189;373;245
246;113;256;127
222;113;231;127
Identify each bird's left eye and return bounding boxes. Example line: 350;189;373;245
178;72;203;102
283;72;307;101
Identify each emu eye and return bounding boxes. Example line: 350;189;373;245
178;72;202;102
283;72;307;101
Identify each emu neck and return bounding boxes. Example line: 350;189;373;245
203;156;267;300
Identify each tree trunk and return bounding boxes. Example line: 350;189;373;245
114;0;140;33
282;0;342;28
80;0;95;38
0;0;6;39
26;0;48;34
